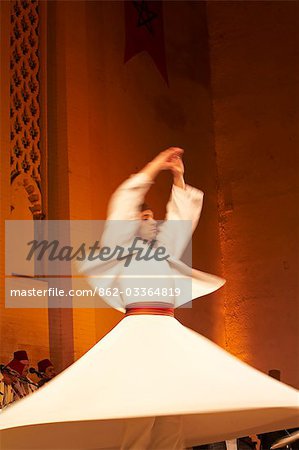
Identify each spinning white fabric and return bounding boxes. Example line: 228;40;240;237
78;172;226;312
0;173;298;450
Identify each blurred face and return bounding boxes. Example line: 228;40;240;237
140;209;154;221
45;366;56;379
138;209;157;241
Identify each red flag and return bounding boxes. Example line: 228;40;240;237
124;0;169;85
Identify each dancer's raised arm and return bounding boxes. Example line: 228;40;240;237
106;147;183;221
157;151;204;259
102;148;183;248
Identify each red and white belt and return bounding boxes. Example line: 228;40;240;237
125;302;174;317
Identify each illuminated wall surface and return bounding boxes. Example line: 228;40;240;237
0;1;298;388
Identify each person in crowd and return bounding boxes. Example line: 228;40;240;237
12;350;37;395
0;360;25;409
36;359;56;387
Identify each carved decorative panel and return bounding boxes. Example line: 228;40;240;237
10;0;43;219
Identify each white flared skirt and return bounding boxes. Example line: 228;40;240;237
0;315;298;449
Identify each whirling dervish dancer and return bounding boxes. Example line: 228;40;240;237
0;148;298;450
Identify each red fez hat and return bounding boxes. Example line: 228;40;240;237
13;350;29;362
6;359;26;376
38;359;53;373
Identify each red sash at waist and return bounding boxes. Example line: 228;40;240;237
125;302;174;317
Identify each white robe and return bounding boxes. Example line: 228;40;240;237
0;173;298;450
77;171;226;311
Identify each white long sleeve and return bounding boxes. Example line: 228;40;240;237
157;184;204;259
102;172;154;248
165;184;204;232
106;172;154;221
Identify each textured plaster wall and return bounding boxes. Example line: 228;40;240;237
207;1;299;387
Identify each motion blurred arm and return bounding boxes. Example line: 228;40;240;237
157;183;204;260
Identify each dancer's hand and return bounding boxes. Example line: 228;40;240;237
168;152;185;190
155;147;184;171
169;154;184;178
141;147;184;181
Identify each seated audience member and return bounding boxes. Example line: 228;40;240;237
12;350;37;395
0;359;26;407
37;359;56;387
